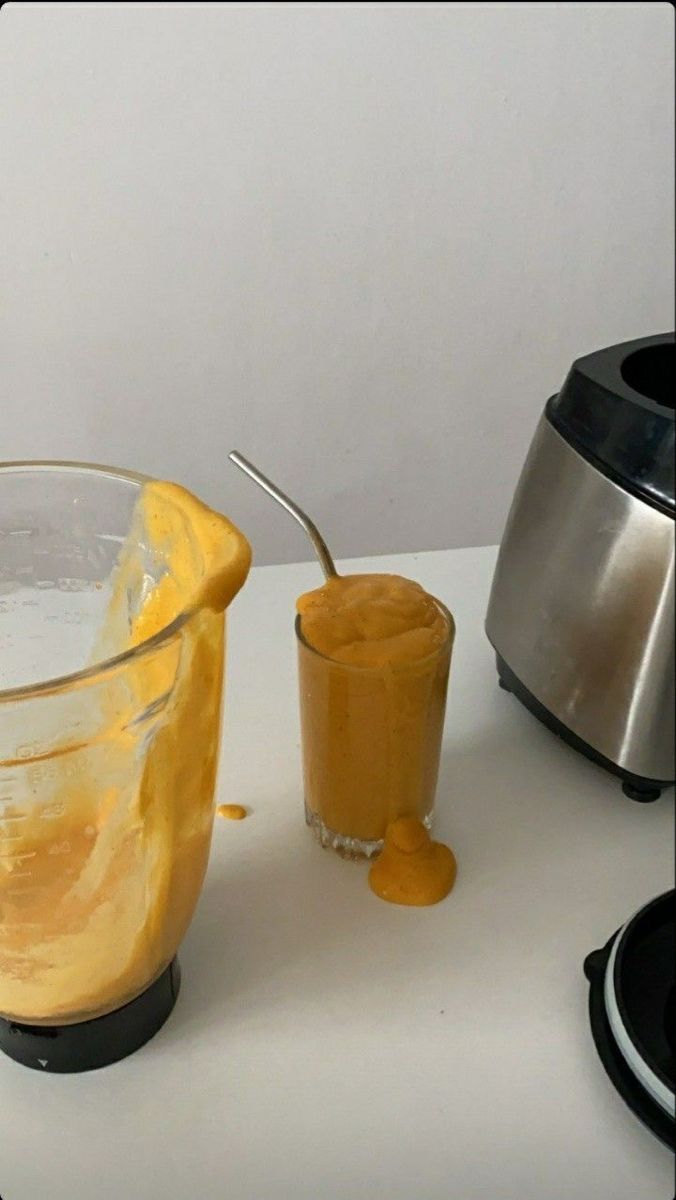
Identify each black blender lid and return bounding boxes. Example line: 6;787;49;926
547;332;675;517
584;891;675;1150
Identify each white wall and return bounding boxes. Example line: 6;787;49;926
1;2;673;566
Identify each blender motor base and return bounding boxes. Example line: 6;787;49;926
495;654;673;802
0;958;181;1074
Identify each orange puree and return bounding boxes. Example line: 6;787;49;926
297;574;455;864
0;482;250;1025
368;817;457;906
217;804;248;821
297;574;448;666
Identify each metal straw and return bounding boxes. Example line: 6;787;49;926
229;451;338;580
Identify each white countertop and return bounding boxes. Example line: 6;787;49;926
1;546;673;1200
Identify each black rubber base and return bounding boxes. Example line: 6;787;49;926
0;958;181;1073
496;654;673;802
584;937;674;1150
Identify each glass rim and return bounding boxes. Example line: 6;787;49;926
295;595;455;672
0;460;195;704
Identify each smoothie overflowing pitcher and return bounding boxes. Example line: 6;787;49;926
0;463;250;1071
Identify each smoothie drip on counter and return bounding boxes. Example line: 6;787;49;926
217;804;248;821
368;817;457;906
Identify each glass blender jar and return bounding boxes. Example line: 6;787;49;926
0;462;245;1071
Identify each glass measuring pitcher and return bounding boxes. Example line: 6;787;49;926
0;463;244;1043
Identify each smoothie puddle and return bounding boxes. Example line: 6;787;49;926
217;804;248;821
368;817;457;906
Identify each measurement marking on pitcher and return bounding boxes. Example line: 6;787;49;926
0;851;36;864
39;803;66;820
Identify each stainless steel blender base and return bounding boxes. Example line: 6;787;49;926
495;654;673;801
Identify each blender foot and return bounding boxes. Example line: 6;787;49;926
0;957;181;1073
622;780;662;803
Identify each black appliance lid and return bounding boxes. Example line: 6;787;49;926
606;891;675;1113
546;333;675;517
584;890;675;1150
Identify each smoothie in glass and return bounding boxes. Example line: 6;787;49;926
296;573;454;859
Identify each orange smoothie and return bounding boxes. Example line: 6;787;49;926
368;817;457;906
296;574;454;857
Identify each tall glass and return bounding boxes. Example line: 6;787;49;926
297;599;454;859
0;462;225;1026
